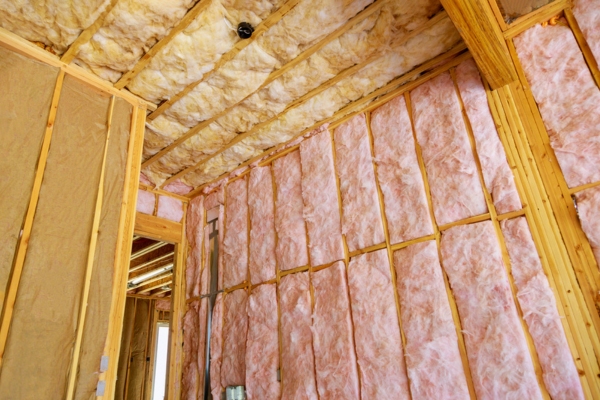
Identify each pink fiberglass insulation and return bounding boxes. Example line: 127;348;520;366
455;59;521;214
575;185;600;266
333;114;385;252
394;240;470;400
245;284;280;399
155;298;171;311
136;189;155;215
223;178;249;288
501;217;584;399
205;187;224;210
210;293;224;400
347;249;410;399
272;151;309;271
514;24;600;188
185;195;204;299
440;221;542;400
573;0;600;65
202;224;211;295
181;301;200;400
370;96;433;244
157;195;184;222
248;167;277;284
163;179;193;195
218;205;225;290
221;289;248;388
279;272;318;399
410;72;488;225
311;261;360;399
300;130;344;267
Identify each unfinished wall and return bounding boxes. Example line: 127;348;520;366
181;55;589;399
0;43;142;399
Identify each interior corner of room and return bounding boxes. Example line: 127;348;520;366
1;0;600;399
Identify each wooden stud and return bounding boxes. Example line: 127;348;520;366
122;298;138;400
485;0;509;31
503;0;569;39
569;180;600;195
143;0;390;171
99;104;147;399
146;0;302;118
440;0;518;88
60;0;120;63
437;212;491;231
183;45;470;195
65;96;116;400
0;70;65;367
114;0;214;89
564;7;600;89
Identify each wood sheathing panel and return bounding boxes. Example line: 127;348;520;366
0;75;110;399
440;221;542;400
0;47;58;311
75;96;132;400
126;299;151;400
115;297;136;400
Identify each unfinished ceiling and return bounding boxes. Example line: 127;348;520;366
0;0;464;194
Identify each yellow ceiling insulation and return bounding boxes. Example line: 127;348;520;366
0;0;462;191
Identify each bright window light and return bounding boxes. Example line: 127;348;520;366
152;324;170;400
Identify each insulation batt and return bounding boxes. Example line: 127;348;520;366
248;167;277;284
573;0;600;65
136;189;155;215
370;95;433;244
334;113;385;252
245;284;280;399
180;18;462;187
181;301;200;400
514;24;600;188
128;0;283;102
218;205;225;290
279;272;318;399
223;177;248;288
299;130;344;266
575;186;600;266
210;293;224;400
311;261;360;399
411;72;488;225
440;221;542;400
393;241;470;400
157;195;184;223
0;0;110;53
273;151;309;270
185;195;204;299
73;0;195;83
221;289;248;388
501;217;584;400
455;59;521;214
163;179;193;195
347;249;410;399
204;186;225;210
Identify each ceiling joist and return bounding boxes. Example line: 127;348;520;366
186;43;470;197
128;271;173;290
146;0;303;119
130;241;168;260
142;0;389;170
137;279;173;294
129;251;174;274
61;0;120;63
161;10;449;187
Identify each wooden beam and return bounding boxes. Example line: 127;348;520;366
131;241;168;260
0;71;65;367
564;7;600;89
503;0;568;39
134;212;183;244
440;0;517;88
136;279;172;295
129;251;174;274
146;0;302;119
142;0;389;169
184;44;470;196
65;96;116;400
114;0;212;89
61;0;120;63
159;11;450;188
99;104;147;399
139;183;190;202
127;293;171;300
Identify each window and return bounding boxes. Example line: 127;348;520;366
151;323;170;400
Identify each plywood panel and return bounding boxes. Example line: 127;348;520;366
126;299;151;400
115;298;137;400
0;46;59;310
0;75;110;399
